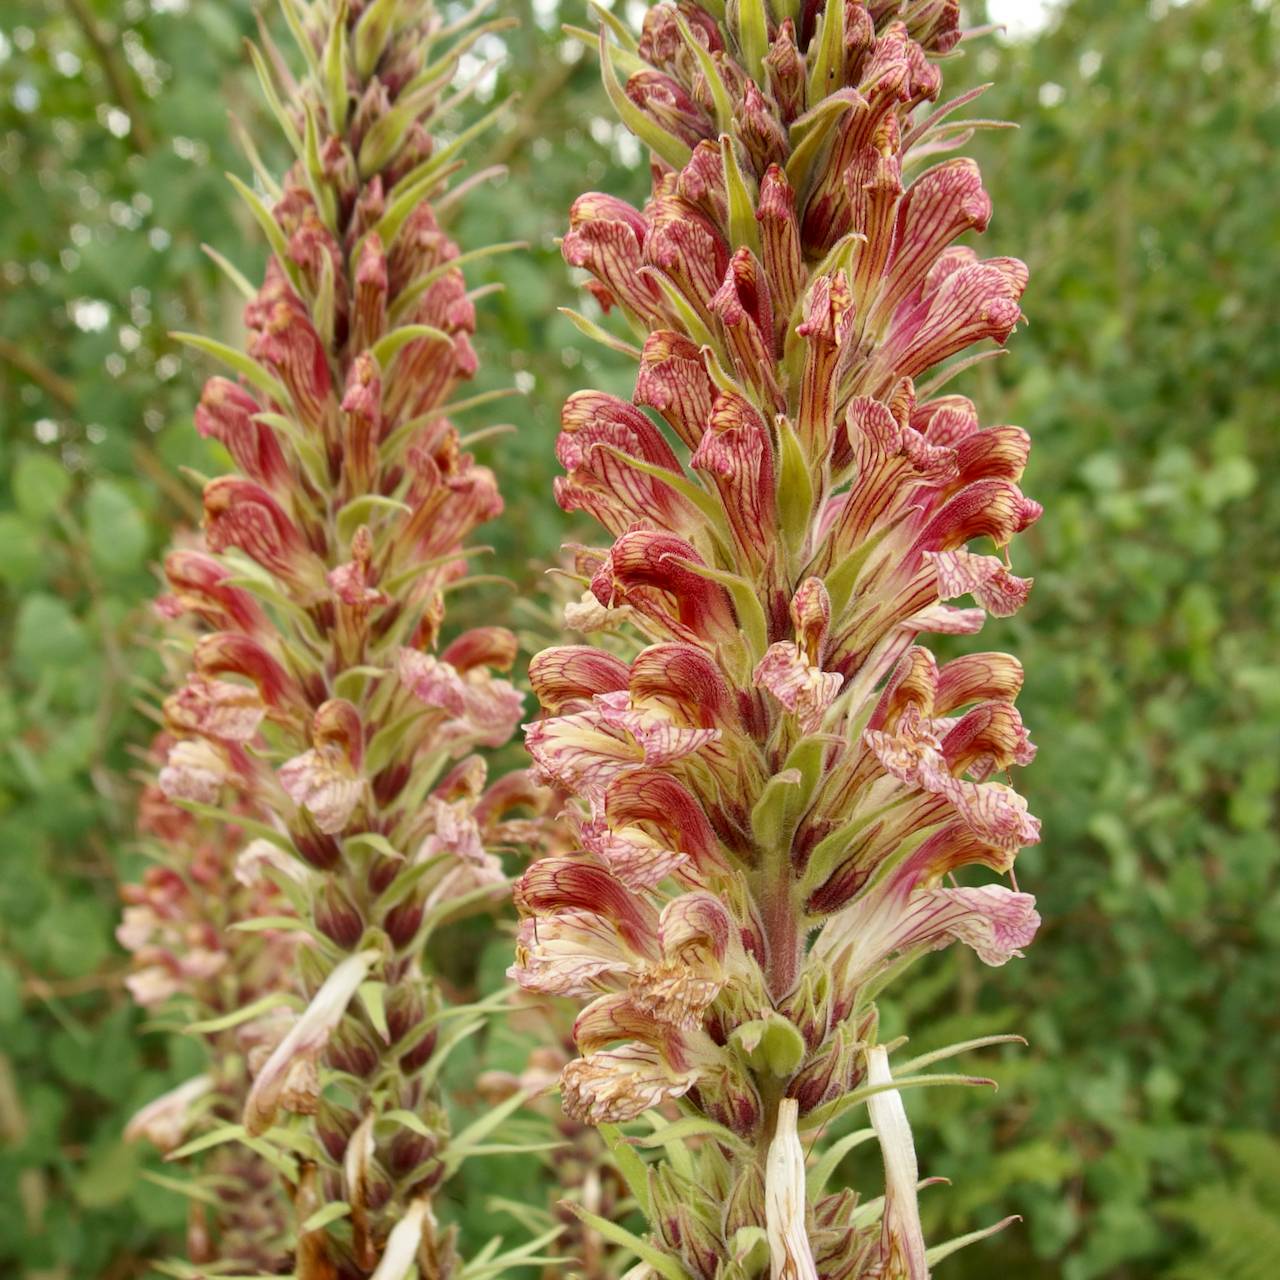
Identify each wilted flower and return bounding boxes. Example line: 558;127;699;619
515;2;1040;1274
124;1074;214;1154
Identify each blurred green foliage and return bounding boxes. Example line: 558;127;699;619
1;0;1277;1275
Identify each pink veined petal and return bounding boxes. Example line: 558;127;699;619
278;747;364;835
926;548;1033;617
523;707;644;805
559;1043;701;1124
580;818;690;890
397;649;467;715
917;884;1041;965
754;642;844;733
508;910;640;997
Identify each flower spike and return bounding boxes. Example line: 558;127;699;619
122;0;549;1273
516;2;1040;1275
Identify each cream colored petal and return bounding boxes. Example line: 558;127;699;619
765;1098;818;1280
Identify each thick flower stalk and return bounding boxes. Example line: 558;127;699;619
514;2;1040;1275
140;1;543;1273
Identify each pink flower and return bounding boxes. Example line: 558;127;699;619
522;2;1044;1270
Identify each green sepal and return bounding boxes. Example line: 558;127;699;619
776;415;815;562
926;1217;1020;1266
721;135;762;257
389;241;526;325
727;1226;770;1273
245;39;303;156
729;0;769;81
592;441;732;541
302;103;337;229
354;0;401;79
750;736;824;850
730;1012;807;1077
785;92;864;196
632;1114;749;1153
806;0;846;107
675;15;735;133
370;323;451;372
139;1170;222;1209
599;28;693;172
172;800;295;853
599;1122;653;1219
277;0;319;74
804;1069;997;1131
822;514;905;617
184;991;297;1036
443;1087;535;1174
646;269;720;353
321;0;349;132
333;664;387;703
587;0;639;52
200;243;256;301
371;101;510;251
808;1127;876;1199
301;1200;352;1233
172;329;291;411
358;979;390;1041
559;307;643;361
669;557;768;668
895;1034;1028;1077
335;493;413;546
361;709;426;778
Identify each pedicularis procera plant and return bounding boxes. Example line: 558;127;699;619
512;1;1041;1276
121;0;562;1275
121;0;1047;1274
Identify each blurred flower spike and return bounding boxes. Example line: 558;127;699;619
514;0;1041;1274
121;0;554;1273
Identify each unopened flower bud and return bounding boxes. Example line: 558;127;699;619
315;878;365;950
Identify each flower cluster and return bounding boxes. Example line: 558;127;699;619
514;1;1040;1273
126;0;548;1273
122;728;297;1272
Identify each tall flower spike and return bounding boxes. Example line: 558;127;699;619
517;3;1040;1275
130;1;549;1273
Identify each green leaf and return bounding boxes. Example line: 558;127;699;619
301;1200;352;1233
599;1122;653;1220
632;1114;748;1153
12;593;89;675
569;1206;694;1280
74;1139;141;1208
85;479;148;573
172;330;293;409
184;991;297;1035
13;451;72;521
